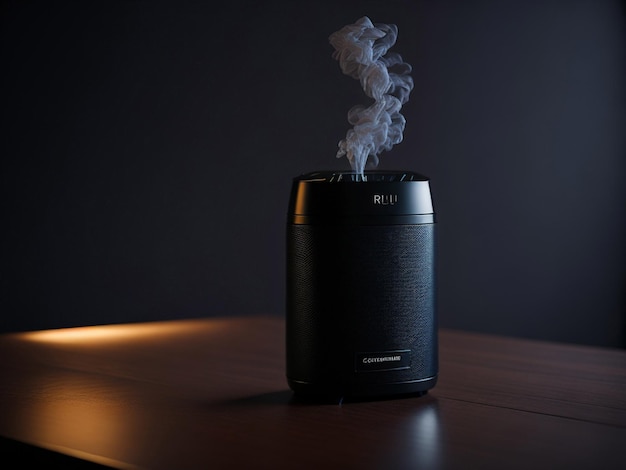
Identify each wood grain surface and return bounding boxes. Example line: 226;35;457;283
0;316;624;469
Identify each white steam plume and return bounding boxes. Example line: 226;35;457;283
329;16;414;177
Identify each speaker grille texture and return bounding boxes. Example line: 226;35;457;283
286;223;437;390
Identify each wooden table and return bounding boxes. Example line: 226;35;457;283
0;316;624;469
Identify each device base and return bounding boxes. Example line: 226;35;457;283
287;375;437;401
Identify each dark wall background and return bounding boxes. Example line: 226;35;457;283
2;0;624;347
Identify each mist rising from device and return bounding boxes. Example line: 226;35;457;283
329;16;414;179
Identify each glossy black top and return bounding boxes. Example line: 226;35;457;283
288;171;435;225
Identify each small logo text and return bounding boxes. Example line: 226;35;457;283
373;194;398;205
362;355;401;364
355;350;411;372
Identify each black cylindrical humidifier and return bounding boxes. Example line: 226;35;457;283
286;171;438;398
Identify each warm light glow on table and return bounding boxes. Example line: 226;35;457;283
18;318;228;346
